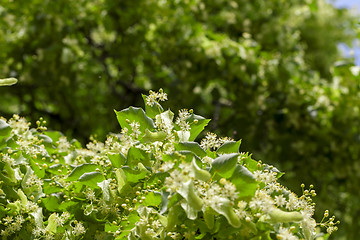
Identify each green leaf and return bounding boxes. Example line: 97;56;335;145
231;165;255;181
160;190;170;214
230;165;257;199
122;166;148;183
217;140;241;154
84;204;94;216
211;153;239;178
165;193;182;213
142;94;164;118
181;201;199;220
30;158;46;178
144;191;161;207
167;204;185;230
30;207;44;229
45;213;58;234
117;211;140;238
42;194;60;211
97;179;111;201
38;134;53;144
4;161;17;183
0;119;11;137
203;207;215;229
263;164;284;179
105;222;120;233
21;166;45;200
177;180;203;219
186;114;211;141
127;146;151;167
212;197;241;228
6;201;21;214
191;158;211;181
115;106;155;134
0;172;14;185
175;142;207;158
43;179;63;194
67;163;98;181
78;172;105;188
145;172;169;189
206;149;217;159
243;154;260;172
44;131;64;143
58;200;79;212
17;189;28;208
115;168;127;194
108;153;126;168
177;150;201;163
0;77;17;86
47;164;67;175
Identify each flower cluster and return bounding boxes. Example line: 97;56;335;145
200;132;233;150
0;90;338;239
145;89;168;107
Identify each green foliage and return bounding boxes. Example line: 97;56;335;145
0;0;359;239
0;91;337;239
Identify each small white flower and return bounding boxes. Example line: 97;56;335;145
145;89;167;106
57;136;71;152
274;195;287;207
159;161;175;172
165;169;187;193
8;115;30;135
277;227;298;240
200;132;221;150
72;221;86;236
253;170;277;184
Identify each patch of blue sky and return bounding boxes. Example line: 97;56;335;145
328;0;360;65
331;0;360;9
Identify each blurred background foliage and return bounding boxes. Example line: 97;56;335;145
0;0;359;238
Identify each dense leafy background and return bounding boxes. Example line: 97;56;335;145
0;0;359;239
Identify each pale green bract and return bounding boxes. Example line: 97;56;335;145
0;78;17;86
0;90;338;239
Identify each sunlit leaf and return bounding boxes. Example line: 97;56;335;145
177;180;203;219
42;194;60;211
144;191;161;207
115;106;155;134
78;171;105;188
186;114;211;141
108;153;126;168
0;119;11;137
211;197;241;228
45;213;58;234
211;153;239;178
230;165;257;199
175;142;207;158
217;140;242;154
67;163;98;181
191;158;211;181
127;146;151;167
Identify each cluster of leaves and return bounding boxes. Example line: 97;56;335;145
0;90;337;239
